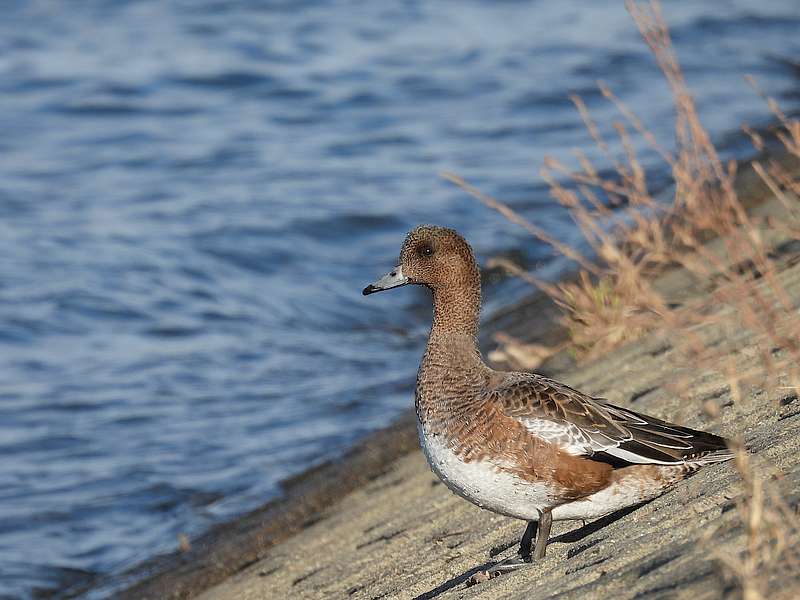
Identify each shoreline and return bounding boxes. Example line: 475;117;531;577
77;287;566;600
79;145;798;600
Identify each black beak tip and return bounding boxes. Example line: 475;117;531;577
362;285;377;296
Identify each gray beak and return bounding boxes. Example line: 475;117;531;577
362;265;409;295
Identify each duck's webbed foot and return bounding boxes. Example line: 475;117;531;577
468;509;555;586
488;551;530;574
467;519;539;586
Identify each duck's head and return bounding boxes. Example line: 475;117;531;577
363;225;478;296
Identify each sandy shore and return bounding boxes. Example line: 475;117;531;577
113;152;800;600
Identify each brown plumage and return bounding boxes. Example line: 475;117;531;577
363;225;733;566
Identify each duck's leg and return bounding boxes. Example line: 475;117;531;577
532;509;552;559
483;521;536;576
518;520;535;560
470;518;546;584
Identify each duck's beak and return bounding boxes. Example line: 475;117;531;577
362;265;409;295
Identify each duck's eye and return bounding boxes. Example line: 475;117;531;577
419;244;434;257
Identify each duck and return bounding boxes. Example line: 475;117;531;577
363;225;733;570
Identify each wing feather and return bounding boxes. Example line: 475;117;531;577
490;373;728;466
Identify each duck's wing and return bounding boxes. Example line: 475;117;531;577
489;373;729;466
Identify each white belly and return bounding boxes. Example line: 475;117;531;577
551;481;645;521
553;466;680;521
417;421;553;521
418;421;666;523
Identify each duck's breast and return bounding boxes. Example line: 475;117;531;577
416;419;553;521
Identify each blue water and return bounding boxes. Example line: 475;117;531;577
0;1;798;597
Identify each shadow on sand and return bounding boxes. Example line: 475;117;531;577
413;504;643;600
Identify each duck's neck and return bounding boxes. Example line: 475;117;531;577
430;277;481;340
423;276;484;375
417;280;486;425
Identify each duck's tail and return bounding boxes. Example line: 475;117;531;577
685;446;736;467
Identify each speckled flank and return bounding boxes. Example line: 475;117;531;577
418;421;557;521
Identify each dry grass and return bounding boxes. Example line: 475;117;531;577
444;1;800;596
711;449;800;600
